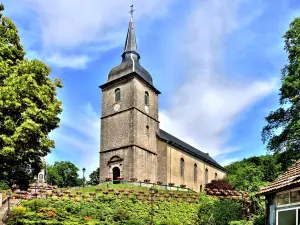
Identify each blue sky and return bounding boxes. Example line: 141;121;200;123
2;0;300;177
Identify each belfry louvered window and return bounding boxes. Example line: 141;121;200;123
144;91;149;105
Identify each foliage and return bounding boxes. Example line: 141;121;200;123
262;17;300;153
205;179;234;190
214;199;244;225
252;215;266;225
229;220;251;225
197;193;218;225
0;4;63;188
225;162;268;193
0;181;9;190
225;155;282;193
46;161;80;187
5;205;27;225
7;196;198;224
88;167;100;185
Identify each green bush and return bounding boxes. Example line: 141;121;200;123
197;193;218;224
253;215;266;225
229;220;251;225
0;181;10;190
214;199;244;225
5;205;27;225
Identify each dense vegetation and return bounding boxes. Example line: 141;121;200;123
6;185;249;225
88;168;100;186
0;4;63;189
225;151;300;194
46;161;84;187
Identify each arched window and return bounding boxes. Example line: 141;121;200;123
115;88;121;102
215;173;218;180
194;164;197;182
205;168;208;185
144;91;149;105
180;158;184;177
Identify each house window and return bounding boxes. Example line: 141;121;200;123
291;190;300;204
277;189;300;206
115;88;121;102
180;158;184;177
205;168;208;185
194;164;197;182
200;185;203;192
144;91;149;105
215;173;218;180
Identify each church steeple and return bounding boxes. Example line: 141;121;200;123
122;5;140;62
104;5;157;87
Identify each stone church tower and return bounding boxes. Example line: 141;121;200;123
99;14;160;182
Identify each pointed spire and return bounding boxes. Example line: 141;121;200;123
122;5;140;61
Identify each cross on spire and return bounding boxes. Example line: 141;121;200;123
129;5;135;17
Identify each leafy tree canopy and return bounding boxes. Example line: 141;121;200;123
225;155;282;193
262;17;300;152
46;161;80;187
88;167;99;186
0;4;63;187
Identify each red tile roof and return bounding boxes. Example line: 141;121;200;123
258;159;300;195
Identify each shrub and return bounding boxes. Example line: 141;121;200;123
5;205;27;224
253;215;266;225
197;194;218;225
214;199;244;225
205;179;234;190
0;181;10;190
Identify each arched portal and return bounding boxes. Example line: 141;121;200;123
112;167;120;184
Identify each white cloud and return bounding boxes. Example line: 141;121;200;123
160;0;278;158
46;53;91;69
48;103;100;178
26;0;173;49
22;0;174;69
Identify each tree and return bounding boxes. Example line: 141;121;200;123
225;161;269;193
88;168;100;185
0;4;63;187
262;17;300;153
46;165;62;186
46;161;80;187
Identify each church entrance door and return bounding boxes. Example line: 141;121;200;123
112;167;120;184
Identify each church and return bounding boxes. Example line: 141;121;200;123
99;11;226;192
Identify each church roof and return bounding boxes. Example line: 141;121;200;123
157;129;226;172
106;13;153;86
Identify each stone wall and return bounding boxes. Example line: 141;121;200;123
100;75;159;181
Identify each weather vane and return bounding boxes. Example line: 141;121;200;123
129;5;135;17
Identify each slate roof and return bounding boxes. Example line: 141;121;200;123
258;159;300;195
157;129;226;172
106;13;153;86
107;59;153;85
